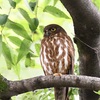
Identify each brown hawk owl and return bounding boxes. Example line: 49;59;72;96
40;24;75;100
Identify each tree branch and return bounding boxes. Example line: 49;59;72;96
0;75;100;99
60;0;100;47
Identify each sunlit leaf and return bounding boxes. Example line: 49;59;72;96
94;90;100;95
25;58;35;68
5;59;12;69
11;51;18;65
30;59;35;67
39;89;54;100
35;43;40;55
12;64;20;79
92;0;100;9
0;35;2;55
8;0;16;8
25;52;35;67
18;8;32;24
25;53;31;67
74;64;79;75
17;39;31;63
68;88;78;100
27;51;38;57
2;42;13;64
29;18;39;31
43;0;51;6
6;20;32;41
39;26;44;33
53;0;58;6
19;8;39;31
0;14;8;25
8;36;22;46
15;0;21;4
43;6;69;19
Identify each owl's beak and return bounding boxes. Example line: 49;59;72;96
44;30;50;37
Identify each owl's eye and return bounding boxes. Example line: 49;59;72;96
50;28;56;31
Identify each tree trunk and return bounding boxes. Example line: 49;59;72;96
60;0;100;100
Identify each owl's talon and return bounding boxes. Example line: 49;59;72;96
53;73;62;76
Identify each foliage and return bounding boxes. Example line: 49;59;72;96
94;90;100;95
43;6;69;19
0;0;71;77
0;0;100;100
92;0;100;9
0;75;8;92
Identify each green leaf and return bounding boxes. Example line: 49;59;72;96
25;53;31;67
92;0;100;9
39;26;44;33
6;20;31;41
0;35;2;55
8;36;22;46
43;6;69;19
28;51;38;57
12;64;20;79
53;0;58;6
94;90;100;95
2;42;13;64
35;43;41;55
0;14;8;25
15;0;21;4
29;18;39;32
25;53;35;68
17;39;31;63
18;8;32;24
30;59;35;67
18;8;39;31
29;2;36;11
5;59;12;69
43;0;51;6
8;0;16;8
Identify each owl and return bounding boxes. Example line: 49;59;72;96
40;24;75;100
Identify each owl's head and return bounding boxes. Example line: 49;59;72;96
44;24;65;37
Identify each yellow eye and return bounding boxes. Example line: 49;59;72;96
50;28;56;31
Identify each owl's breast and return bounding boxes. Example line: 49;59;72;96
48;37;68;61
40;36;70;75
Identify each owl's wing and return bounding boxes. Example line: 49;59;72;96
67;36;75;74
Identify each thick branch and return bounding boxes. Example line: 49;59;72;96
60;0;100;47
60;0;100;74
1;75;100;99
60;0;100;100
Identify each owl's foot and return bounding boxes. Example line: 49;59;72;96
53;73;62;76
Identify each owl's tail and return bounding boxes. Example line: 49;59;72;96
54;87;69;100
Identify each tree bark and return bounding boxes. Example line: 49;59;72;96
60;0;100;100
1;75;100;99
